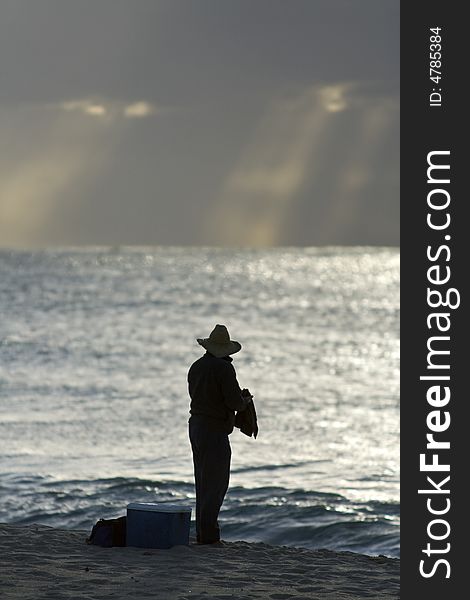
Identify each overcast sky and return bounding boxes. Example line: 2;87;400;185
0;0;399;247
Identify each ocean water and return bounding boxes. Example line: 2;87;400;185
0;247;399;557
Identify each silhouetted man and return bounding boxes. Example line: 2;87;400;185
188;324;253;544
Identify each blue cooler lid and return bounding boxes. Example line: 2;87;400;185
127;502;192;513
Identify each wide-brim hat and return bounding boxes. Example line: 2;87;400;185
197;324;241;358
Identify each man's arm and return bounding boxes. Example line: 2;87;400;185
219;363;250;411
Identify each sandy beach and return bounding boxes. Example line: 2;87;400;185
0;523;399;599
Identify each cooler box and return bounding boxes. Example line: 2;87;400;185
126;503;192;549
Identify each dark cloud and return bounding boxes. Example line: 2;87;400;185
0;0;399;246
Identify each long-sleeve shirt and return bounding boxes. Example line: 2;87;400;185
188;352;248;433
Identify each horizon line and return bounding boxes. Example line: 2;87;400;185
0;243;400;251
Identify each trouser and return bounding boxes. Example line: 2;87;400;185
188;415;231;543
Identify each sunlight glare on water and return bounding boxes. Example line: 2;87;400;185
0;247;399;555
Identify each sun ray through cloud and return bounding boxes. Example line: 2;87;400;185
205;82;395;247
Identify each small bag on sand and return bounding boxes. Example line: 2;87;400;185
86;516;127;547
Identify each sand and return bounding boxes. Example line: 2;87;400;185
0;523;399;599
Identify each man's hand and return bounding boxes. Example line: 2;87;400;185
241;388;253;403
